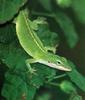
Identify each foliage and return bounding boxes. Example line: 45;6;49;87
0;0;85;100
71;0;85;23
0;0;27;24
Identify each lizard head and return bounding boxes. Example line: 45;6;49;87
39;53;72;71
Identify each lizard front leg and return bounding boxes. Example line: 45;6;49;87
25;58;38;74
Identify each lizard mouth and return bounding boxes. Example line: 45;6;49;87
38;60;72;71
46;62;72;71
56;65;72;71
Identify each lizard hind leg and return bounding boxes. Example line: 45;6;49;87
45;44;59;54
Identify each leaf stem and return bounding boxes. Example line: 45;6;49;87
53;73;67;79
48;73;67;82
31;11;54;18
46;81;60;87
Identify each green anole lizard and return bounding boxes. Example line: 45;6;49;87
15;10;72;73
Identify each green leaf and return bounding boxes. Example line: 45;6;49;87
71;0;85;23
60;80;76;94
1;44;27;69
0;43;37;100
1;42;56;100
57;0;72;8
0;0;27;24
36;23;59;50
38;0;52;11
60;80;82;100
0;24;16;44
67;61;85;92
54;11;79;48
36;92;51;100
69;93;82;100
2;71;37;100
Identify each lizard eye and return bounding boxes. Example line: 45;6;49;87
57;61;61;65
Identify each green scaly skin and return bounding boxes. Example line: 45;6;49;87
16;10;72;72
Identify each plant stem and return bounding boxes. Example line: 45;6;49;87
48;73;67;82
31;11;54;18
53;73;67;79
46;81;60;87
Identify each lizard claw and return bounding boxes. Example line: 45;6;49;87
29;68;37;75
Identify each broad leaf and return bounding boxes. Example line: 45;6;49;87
54;11;79;48
0;24;16;44
0;0;27;24
57;0;72;8
2;71;37;100
38;0;52;11
60;80;76;94
71;0;85;23
69;93;82;100
1;42;56;100
67;61;85;92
